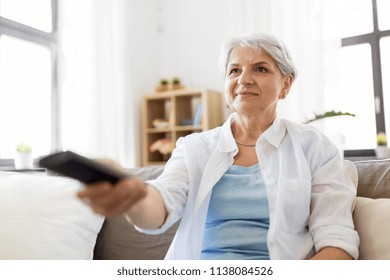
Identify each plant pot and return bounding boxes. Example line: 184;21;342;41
375;146;390;159
14;152;33;169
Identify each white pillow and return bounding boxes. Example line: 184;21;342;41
353;196;390;260
0;171;104;260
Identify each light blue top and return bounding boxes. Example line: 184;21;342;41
201;163;270;260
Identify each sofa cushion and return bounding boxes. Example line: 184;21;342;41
354;159;390;199
93;217;178;260
353;196;390;260
352;159;390;259
0;171;104;260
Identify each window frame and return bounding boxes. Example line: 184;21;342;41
342;0;390;158
0;0;59;166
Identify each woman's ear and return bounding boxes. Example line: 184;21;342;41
280;74;293;99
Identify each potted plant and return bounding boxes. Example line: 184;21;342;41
14;143;33;169
155;79;169;92
171;77;184;90
375;132;390;159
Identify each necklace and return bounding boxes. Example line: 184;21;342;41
235;140;256;147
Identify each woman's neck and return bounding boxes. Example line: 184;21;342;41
231;112;276;143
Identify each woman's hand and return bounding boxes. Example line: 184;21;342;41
77;177;168;230
77;177;148;217
77;158;168;229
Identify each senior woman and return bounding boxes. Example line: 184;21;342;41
78;33;359;260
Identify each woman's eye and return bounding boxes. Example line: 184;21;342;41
256;66;268;73
228;68;239;75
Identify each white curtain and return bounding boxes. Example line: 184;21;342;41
262;0;340;123
58;0;131;166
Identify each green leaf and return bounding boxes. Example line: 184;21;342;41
304;110;355;124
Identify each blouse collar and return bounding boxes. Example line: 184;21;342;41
218;113;287;152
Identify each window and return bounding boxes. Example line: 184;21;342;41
339;43;376;150
381;37;390;138
338;0;390;156
0;0;53;32
0;0;58;165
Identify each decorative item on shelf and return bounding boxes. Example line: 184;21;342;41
193;104;203;126
171;77;184;90
14;143;33;169
152;118;170;129
150;138;174;160
155;79;169;92
375;132;390;159
155;77;185;93
180;118;193;126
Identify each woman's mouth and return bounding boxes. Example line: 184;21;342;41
236;91;259;97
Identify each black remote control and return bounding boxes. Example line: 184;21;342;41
39;151;128;184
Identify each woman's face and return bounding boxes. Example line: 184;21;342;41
224;46;292;118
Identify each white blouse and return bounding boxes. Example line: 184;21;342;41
137;113;359;260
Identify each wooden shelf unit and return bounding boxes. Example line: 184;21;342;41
142;88;224;166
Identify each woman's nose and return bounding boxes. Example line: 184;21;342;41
238;70;253;85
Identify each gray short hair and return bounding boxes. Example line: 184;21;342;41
218;33;297;81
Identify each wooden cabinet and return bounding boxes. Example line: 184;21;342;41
142;88;224;166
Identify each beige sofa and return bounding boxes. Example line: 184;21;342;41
94;159;390;260
0;159;389;260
